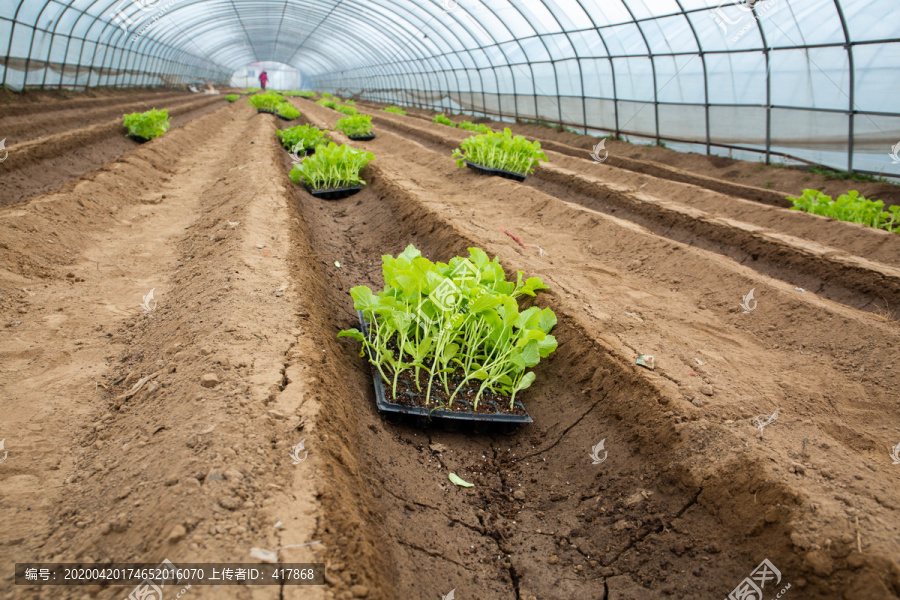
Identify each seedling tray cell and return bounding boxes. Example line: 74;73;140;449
257;108;276;114
357;311;533;424
348;134;376;141
464;160;527;182
126;134;151;144
306;185;363;200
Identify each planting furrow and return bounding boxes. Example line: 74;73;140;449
1;91;210;144
295;99;900;599
0;94;226;206
360;110;900;313
0;102;326;600
356;100;790;207
0;87;191;118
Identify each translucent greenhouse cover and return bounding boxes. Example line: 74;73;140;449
2;0;898;175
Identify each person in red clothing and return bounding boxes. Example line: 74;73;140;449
259;70;268;90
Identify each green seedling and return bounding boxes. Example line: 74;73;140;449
288;142;374;190
338;245;556;410
384;106;406;115
433;114;455;127
335;114;374;137
122;108;169;140
452;128;548;176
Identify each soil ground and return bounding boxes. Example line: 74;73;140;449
0;91;898;600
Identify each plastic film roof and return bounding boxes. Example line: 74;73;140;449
2;0;899;174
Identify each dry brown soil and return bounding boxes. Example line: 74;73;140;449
0;92;898;600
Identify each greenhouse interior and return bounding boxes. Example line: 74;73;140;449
1;0;899;599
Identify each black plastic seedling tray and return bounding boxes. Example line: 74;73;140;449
126;134;151;144
306;185;363;200
464;160;527;182
348;134;376;141
257;108;276;114
357;311;532;424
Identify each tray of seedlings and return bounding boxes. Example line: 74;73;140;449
335;114;376;141
276;123;329;158
338;245;557;423
452;127;547;182
289;141;375;200
383;106;407;115
276;102;301;121
247;91;284;114
122;108;170;143
433;113;456;127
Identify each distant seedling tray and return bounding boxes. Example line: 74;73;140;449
357;311;533;424
464;160;527;182
257;108;276;114
305;184;363;200
126;134;151;144
348;134;376;141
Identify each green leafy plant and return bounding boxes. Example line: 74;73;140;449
247;91;283;112
316;99;337;109
338;245;556;410
452;128;548;176
122;108;170;140
296;91;317;98
225;94;240;102
289;142;375;190
244;87;261;94
433;113;455;127
335;104;359;116
458;121;492;134
276;124;328;151
276;103;301;120
344;99;356;105
335;114;374;137
787;189;900;233
321;92;334;99
809;166;884;183
384;106;406;115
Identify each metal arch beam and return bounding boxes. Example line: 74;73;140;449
142;0;417;75
566;0;620;137
286;0;490;112
830;0;855;172
619;0;661;144
671;0;710;153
